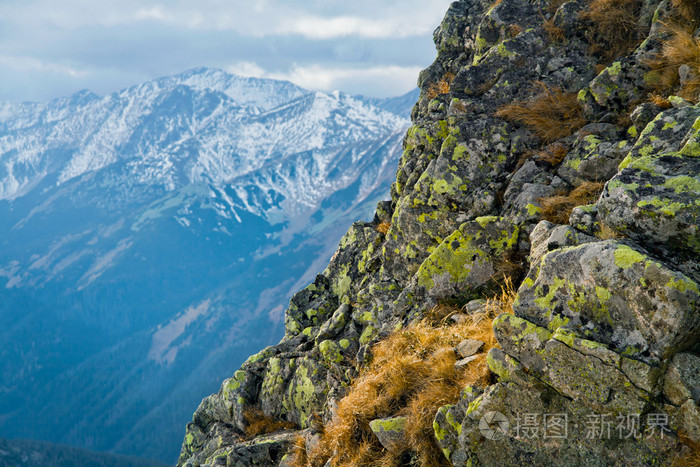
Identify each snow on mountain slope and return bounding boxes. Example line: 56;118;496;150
0;68;405;202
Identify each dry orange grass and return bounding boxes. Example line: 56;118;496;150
580;0;644;61
670;0;700;26
648;24;700;102
596;221;623;239
543;17;566;42
375;220;391;234
426;72;455;99
674;433;700;467
547;0;569;13
509;23;523;37
535;142;569;166
496;83;586;143
288;293;517;466
288;434;309;467
649;92;673;109
538;181;605;224
243;409;297;439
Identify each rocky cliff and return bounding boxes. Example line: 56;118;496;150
177;0;699;465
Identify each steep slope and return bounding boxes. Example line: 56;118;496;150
0;69;412;463
179;0;699;465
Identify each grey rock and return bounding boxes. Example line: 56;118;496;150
455;338;485;358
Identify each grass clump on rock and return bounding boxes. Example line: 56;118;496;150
289;282;518;466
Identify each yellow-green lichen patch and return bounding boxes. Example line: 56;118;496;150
663;175;700;193
359;324;378;345
369;416;407;434
533;277;568;313
525;203;541;216
613;245;645;269
453;144;469;161
547;314;571;332
475;216;499;228
223;370;247;395
434;406;452;443
666;276;700;295
290;364;316;428
465;395;483;415
486;351;510;381
319;340;344;364
494;314;552;346
415;219;517;290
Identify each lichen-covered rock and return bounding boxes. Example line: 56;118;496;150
528;220;597;266
514;240;699;364
393;216;519;318
369;416;407;450
194;430;299;467
557;124;633;185
597;107;700;272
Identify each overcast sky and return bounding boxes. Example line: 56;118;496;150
0;0;454;103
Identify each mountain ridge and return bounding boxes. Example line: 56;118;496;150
0;67;416;463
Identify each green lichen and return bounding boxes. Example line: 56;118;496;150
663;176;700;193
465;395;483;415
533;277;567;312
453;144;469;161
548;314;571;331
525;203;541;216
319;340;343;364
360;324;378;345
595;286;612;302
370;416;406;433
475;216;499;228
613;245;645;269
291;364;316;428
607;61;622;76
494;314;552;345
486;351;510;380
666;276;700;295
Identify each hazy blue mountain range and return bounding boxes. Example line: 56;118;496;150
0;437;168;467
0;67;416;463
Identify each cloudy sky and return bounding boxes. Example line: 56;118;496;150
0;0;454;102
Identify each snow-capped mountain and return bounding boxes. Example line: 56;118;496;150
0;68;415;463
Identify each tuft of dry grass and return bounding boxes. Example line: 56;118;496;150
509;23;523;38
287;434;309;467
647;23;700;102
596;221;623;239
543;17;566;43
288;294;516;466
375;220;391;234
243;409;297;439
496;83;586;144
535;142;569;166
427;72;456;99
538;181;605;224
649;92;673;109
547;0;569;13
674;432;700;467
670;0;700;27
580;0;644;62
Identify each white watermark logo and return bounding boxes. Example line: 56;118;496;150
477;412;671;440
479;411;510;440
